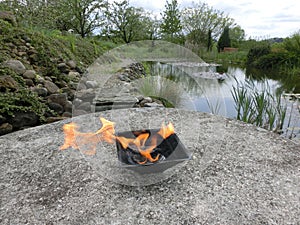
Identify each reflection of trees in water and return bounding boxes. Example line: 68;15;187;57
148;62;223;96
246;67;300;93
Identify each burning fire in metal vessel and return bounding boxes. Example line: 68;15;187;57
60;117;175;165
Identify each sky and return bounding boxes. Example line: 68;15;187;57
127;0;300;38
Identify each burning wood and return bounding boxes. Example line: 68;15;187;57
60;117;175;164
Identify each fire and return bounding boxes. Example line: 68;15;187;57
60;117;175;164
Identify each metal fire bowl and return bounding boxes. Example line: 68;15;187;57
116;129;191;174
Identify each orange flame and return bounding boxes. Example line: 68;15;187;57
158;122;175;139
60;118;175;164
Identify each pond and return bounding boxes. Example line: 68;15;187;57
145;61;300;142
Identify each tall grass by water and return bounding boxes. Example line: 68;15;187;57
231;77;287;133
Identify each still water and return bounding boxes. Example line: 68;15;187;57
148;61;300;141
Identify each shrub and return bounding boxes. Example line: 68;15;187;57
246;45;271;66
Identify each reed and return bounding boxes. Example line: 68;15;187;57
231;77;287;133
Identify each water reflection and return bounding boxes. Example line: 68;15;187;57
146;61;299;141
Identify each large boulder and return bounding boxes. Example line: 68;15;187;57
2;60;26;75
8;111;38;129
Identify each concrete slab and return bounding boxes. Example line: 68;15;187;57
0;108;299;224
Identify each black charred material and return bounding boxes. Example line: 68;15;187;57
116;129;191;174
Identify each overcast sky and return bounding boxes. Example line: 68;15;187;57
126;0;300;38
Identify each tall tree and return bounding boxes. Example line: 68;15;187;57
217;26;231;52
56;0;106;37
0;0;106;37
181;2;234;48
207;29;212;52
104;0;145;43
160;0;183;43
229;25;245;48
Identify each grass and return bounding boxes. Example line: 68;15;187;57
231;77;287;133
134;75;183;108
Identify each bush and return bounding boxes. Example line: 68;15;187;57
246;45;271;66
255;52;299;69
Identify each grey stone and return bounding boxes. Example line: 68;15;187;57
85;80;98;89
48;102;64;114
64;101;73;113
75;89;95;102
2;59;26;75
24;79;34;87
62;112;72;118
72;109;88;116
44;80;59;94
57;62;69;73
0;108;299;224
8;111;38;129
77;102;91;111
68;71;80;81
66;60;77;69
73;98;83;107
46;117;65;123
144;102;164;108
45;76;52;82
47;93;68;106
0;123;13;135
32;87;48;97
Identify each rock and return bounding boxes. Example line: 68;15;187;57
8;111;38;129
57;62;68;72
23;70;36;79
86;80;98;89
36;76;45;84
77;102;91;111
73;98;83;106
66;60;77;69
0;115;6;124
47;102;64;114
0;11;17;26
46;117;66;123
68;71;80;81
25;79;34;87
2;59;26;75
144;102;164;108
118;74;131;82
61;87;75;100
62;112;72;118
140;97;153;106
32;87;48;97
0;123;13;135
0;75;19;91
75;89;95;102
47;93;68;106
64;101;73;113
72;109;88;116
17;51;27;57
45;77;52;82
44;80;59;94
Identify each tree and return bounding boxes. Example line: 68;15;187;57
284;31;300;55
160;0;183;43
55;0;106;38
217;26;231;52
207;29;212;52
181;2;234;48
0;0;106;37
104;0;145;43
229;25;245;48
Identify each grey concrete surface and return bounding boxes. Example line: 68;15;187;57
0;108;299;224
